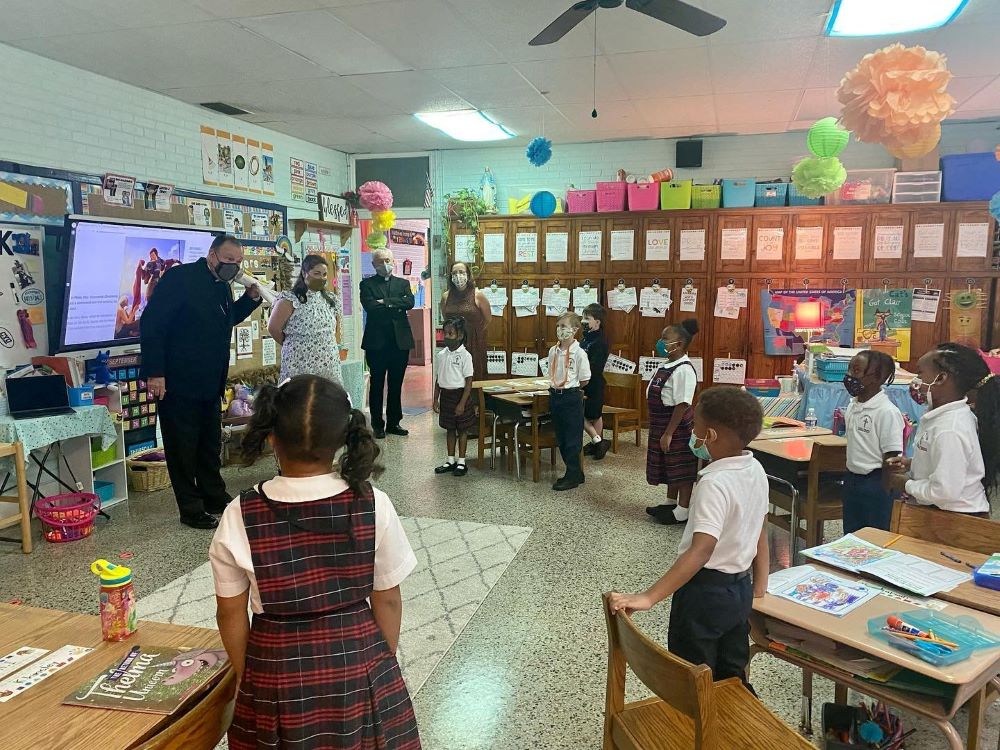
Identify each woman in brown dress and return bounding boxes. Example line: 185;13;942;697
440;261;492;381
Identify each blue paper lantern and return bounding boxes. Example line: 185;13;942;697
530;191;556;218
526;137;553;167
990;190;1000;222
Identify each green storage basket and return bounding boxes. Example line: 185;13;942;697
690;184;721;209
91;437;117;468
660;179;692;210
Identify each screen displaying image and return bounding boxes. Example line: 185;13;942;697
61;219;217;349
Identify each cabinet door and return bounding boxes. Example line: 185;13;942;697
484;282;511;376
675;213;712;276
478;218;509;277
510;279;544;356
573;217;606;277
716;214;753;274
540;218;573;277
605;216;640;275
450;224;476;271
751;214;789;272
510;218;542;276
788;213;825;274
603;278;640;366
906;208;950;273
640;216;674;275
826;212;870;274
943;276;993;350
951;208;996;274
710;279;752;372
868;209;908;274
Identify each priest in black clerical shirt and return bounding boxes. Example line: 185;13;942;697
359;248;414;439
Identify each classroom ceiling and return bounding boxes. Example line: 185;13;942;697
5;0;1000;154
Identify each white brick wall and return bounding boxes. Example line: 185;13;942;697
0;42;350;218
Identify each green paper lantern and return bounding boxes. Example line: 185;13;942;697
807;117;850;158
792;156;847;199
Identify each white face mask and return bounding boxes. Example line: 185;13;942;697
556;325;575;342
375;261;392;278
451;273;468;290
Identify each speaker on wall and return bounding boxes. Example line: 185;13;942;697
676;140;703;168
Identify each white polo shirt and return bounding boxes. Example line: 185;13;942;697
676;452;769;574
845;391;905;474
905;398;989;514
209;474;417;614
436;345;474;390
646;355;697;407
547;341;591;389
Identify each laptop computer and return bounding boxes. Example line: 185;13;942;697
6;374;75;419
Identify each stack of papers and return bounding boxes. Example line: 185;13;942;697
803;534;971;597
768;564;878;617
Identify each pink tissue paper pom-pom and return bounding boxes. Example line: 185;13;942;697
358;181;394;211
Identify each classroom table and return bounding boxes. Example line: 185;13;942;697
0;603;233;750
472;377;553;469
751;568;1000;749
795;371;925;429
490;390;555;482
854;527;1000;618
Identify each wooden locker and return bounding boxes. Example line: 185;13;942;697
747;277;791;380
675;213;713;276
510;219;542;277
540;218;573;277
510;277;544;357
640;215;674;275
573;217;606;277
951;208;996;274
868;209;909;274
943;276;993;350
750;213;790;273
477;218;509;277
603;277;640;365
826;211;870;274
906;207;951;273
716;214;753;274
788;212;826;274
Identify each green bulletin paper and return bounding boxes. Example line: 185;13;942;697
855;288;913;362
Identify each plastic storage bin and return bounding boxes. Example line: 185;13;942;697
690;184;721;209
721;178;755;207
892;171;942;203
94;480;115;505
815;356;850;382
596;182;627;212
941;152;1000;201
660;179;692;210
69;384;95;407
627;182;659;211
825;168;896;205
787;183;822;206
754;182;788;207
867;609;1000;667
745;378;780;397
566;189;596;213
91;437;117;468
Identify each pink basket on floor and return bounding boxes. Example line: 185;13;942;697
566;189;597;213
596;182;627;212
35;492;101;543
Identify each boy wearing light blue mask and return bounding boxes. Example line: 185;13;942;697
610;387;769;686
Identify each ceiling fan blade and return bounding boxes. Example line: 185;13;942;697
529;1;598;46
625;0;726;36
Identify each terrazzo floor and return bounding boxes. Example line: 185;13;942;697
1;404;999;749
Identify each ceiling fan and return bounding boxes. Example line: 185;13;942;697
529;0;726;46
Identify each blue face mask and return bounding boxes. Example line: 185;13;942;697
689;431;712;462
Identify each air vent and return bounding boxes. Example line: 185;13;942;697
200;101;252;116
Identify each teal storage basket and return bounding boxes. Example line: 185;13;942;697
788;184;822;206
754;182;788;207
721;179;755;207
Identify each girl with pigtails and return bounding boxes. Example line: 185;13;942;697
210;375;422;749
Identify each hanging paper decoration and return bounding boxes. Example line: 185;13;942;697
526;137;553;167
358;180;394;212
837;44;954;157
371;209;395;232
791;156;847;199
530;191;557;218
366;230;387;250
885;123;942;159
989;190;1000;222
806;117;850;158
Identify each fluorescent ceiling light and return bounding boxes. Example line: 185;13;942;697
826;0;969;36
414;110;515;141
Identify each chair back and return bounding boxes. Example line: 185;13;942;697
134;669;236;750
491;395;530;424
806;440;847;500
603;372;641;410
890;502;1000;555
602;593;716;748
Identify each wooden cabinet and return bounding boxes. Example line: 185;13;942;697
573;217;605;276
869;209;909;274
605;216;640;275
478;218;509;277
951;208;996;273
716;213;753;274
540;218;573;277
751;213;789;273
641;216;674;275
603;277;640;364
675;213;713;276
826;211;869;274
788;212;825;274
510;218;541;276
907;207;950;273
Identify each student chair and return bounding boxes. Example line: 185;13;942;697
890;501;1000;555
489;396;556;481
134;667;236;749
601;593;813;750
766;439;846;551
0;442;32;554
601;372;642;454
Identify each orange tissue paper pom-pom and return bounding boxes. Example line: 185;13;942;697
837;43;955;146
885;122;941;159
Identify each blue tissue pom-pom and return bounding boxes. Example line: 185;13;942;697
527;137;552;167
990;190;1000;222
858;721;884;744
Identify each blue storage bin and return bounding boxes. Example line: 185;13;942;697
815;357;850;383
754;182;788;207
94;480;115;504
941;153;1000;201
787;184;822;206
69;384;95;407
721;178;755;207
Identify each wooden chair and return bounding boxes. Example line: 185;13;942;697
0;442;32;554
767;440;846;548
601;372;642;454
890;501;1000;555
602;593;812;750
489;396;556;481
135;668;236;750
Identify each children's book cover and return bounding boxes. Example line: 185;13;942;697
855;287;913;361
63;646;228;715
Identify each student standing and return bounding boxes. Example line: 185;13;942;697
548;312;591;491
581;303;610;460
210;376;421;750
609;387;769;684
887;342;999;515
842;350;904;532
645;319;699;525
433;317;475;477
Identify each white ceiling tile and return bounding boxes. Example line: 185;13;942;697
237;11;411;75
633;96;717;129
957;76;1000;112
192;0;332;17
331;0;503;69
948;76;999;107
427;65;548;109
514;57;624;105
933;23;1000;77
342;71;473;113
597;9;712;55
794;87;839;121
369;115;463;146
609;48;712;100
716;122;793;136
804;33;940;89
949;0;1000;26
60;0;215;27
555;100;647;131
267;117;382;144
709;37;818;94
0;0;111;39
714;90;800;124
479;106;565;136
704;0;828;43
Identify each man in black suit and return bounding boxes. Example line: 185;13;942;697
359;248;414;439
140;235;261;529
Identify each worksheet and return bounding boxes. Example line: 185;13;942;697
769;566;878;617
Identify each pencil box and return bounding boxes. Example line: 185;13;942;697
972;553;1000;590
867;610;1000;666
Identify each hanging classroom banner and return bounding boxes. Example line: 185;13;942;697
0;223;47;366
0;171;74;226
855;288;913;362
200;126;218;185
247;139;263;194
759;288;856;355
262;143;275;196
216;131;234;188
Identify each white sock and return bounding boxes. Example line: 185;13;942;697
673;505;689;521
457;457;466;466
446;456;455;465
592;435;602;444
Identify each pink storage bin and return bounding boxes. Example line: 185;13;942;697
566;189;597;213
596;182;627;212
627;182;659;211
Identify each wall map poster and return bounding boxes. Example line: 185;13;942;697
759;288;856;355
855;288;913;362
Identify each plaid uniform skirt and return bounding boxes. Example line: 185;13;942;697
646;404;698;487
438;387;476;431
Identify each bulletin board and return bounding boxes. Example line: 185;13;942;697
0;171;74;226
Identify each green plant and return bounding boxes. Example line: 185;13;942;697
442;188;491;276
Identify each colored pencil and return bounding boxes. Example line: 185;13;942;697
883;533;903;549
881;628;958;649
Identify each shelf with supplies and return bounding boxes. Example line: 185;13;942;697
289;218;353;245
91;385;128;509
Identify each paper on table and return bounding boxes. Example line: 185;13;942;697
913;223;945;258
912;288;941;323
756;227;784;261
545;232;569;263
720;228;747;260
802;533;902;572
874;225;904;259
639;287;671;317
769;565;879;617
454;234;475;264
645;229;670;261
858;553;972;597
0;645;94;703
712;357;746;384
679;287;698;313
515;232;538;263
795;225;823;260
679;229;706;262
578;231;602;262
0;647;48;680
956;222;990;258
832;226;863;260
483;233;505;264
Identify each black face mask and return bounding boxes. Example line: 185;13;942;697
843;374;865;397
213;259;241;282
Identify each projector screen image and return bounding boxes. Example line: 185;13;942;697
61;220;217;350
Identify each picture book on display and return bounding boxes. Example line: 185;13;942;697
63;646;228;715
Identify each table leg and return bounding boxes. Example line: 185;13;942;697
477;390;486;469
968;687;986;750
801;670;813;735
932;718;965;750
532;411;540;484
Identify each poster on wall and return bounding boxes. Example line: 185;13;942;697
262;143;275;196
216;131;234;188
0;223;47;367
143;181;173;211
759;288;856;355
223;209;244;235
247;139;263;194
200;126;218;185
947;287;988;347
855;288;913;362
305;161;318;205
290;158;306;202
0;171;74;226
102;174;136;207
232;134;249;191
